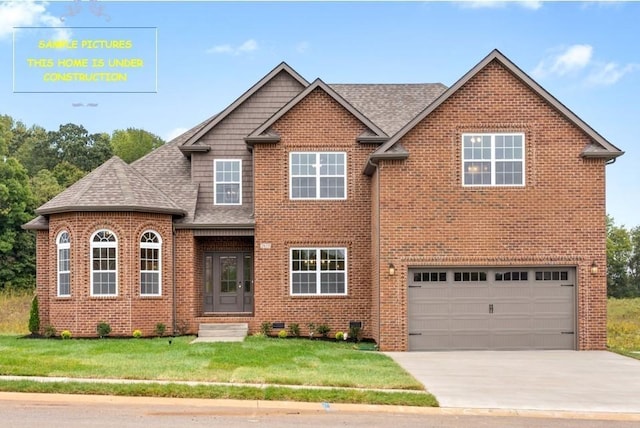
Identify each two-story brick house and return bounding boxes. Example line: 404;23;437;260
24;50;622;351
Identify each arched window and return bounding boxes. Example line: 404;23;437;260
91;230;117;296
57;231;70;297
140;231;161;296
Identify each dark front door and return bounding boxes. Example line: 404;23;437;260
203;252;253;313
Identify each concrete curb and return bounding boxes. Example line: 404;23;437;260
1;391;640;422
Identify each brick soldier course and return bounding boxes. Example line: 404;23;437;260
24;50;622;351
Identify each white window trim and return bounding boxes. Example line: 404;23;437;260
56;231;70;297
461;133;526;187
289;152;347;200
213;159;242;205
90;229;118;297
140;230;162;296
289;247;348;296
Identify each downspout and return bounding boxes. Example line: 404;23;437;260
172;223;177;334
368;158;382;347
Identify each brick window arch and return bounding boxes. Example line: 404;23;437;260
140;230;162;296
56;231;70;297
90;229;117;296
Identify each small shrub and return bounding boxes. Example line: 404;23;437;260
348;325;362;343
316;324;330;338
335;331;344;341
60;330;72;340
43;324;56;338
278;329;287;339
154;323;166;337
132;329;142;338
96;321;111;338
28;295;40;335
288;323;300;337
260;321;272;336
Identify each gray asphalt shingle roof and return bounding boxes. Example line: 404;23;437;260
330;83;447;135
36;156;185;216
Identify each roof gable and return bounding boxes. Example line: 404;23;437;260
367;49;623;173
36;156;186;216
181;62;309;148
246;78;388;144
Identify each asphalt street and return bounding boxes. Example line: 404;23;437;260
1;393;639;428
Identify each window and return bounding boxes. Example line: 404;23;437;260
290;152;346;199
140;231;161;296
535;270;568;281
413;272;447;282
454;271;488;282
214;159;241;205
290;248;347;295
495;271;529;281
91;230;117;296
462;133;524;186
57;231;70;297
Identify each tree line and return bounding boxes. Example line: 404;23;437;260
0;114;164;290
1;114;638;299
607;215;640;298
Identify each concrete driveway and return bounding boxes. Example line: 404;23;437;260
386;351;640;413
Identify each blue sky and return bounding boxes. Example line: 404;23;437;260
1;1;639;228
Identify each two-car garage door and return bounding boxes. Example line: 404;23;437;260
408;267;576;351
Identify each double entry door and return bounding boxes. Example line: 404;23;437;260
203;252;253;313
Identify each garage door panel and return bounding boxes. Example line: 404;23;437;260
408;267;576;351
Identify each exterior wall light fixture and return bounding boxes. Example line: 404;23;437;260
388;263;395;276
590;261;598;275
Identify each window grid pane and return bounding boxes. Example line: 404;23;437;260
91;230;117;296
291;152;346;199
215;160;241;205
291;248;346;295
140;231;161;295
462;134;524;186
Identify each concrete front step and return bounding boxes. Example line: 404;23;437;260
194;323;248;343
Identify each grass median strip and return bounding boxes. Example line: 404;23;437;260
0;379;438;407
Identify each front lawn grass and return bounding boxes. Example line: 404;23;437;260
0;335;423;390
0;380;437;407
608;297;640;359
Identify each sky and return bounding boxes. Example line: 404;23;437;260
1;0;639;228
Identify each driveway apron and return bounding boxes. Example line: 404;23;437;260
386;351;640;413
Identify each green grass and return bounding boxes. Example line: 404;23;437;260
0;380;437;407
0;290;31;335
608;298;640;359
0;335;422;390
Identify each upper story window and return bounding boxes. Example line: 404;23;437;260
462;133;525;187
214;159;242;205
91;229;117;296
290;152;346;200
290;248;347;295
140;231;162;296
57;231;70;297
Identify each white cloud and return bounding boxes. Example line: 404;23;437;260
459;1;542;10
164;127;188;142
206;39;258;55
532;44;593;78
586;62;640;86
0;0;66;40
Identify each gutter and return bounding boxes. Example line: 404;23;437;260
172;224;177;335
367;158;382;347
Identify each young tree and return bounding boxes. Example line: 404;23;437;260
606;215;632;298
111;128;165;163
628;226;640;296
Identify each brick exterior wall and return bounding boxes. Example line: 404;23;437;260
41;212;175;337
374;60;607;350
34;59;610;350
252;88;376;338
